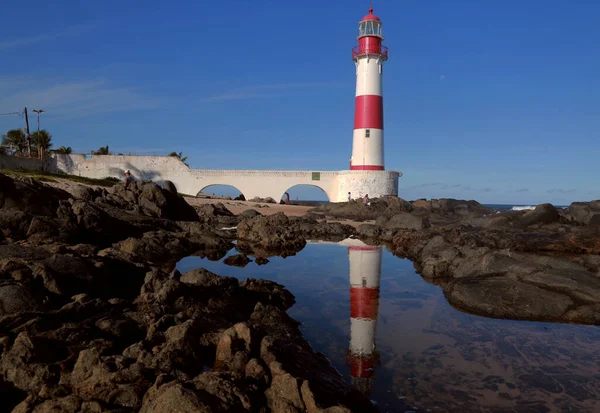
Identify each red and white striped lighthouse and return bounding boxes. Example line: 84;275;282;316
345;245;382;396
350;7;388;171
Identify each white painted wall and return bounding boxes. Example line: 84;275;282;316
4;154;401;202
351;128;384;167
355;56;383;97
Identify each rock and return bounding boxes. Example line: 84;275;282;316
241;279;296;310
249;197;276;204
0;209;33;239
255;257;270;266
224;254;251;267
180;268;238;289
0;173;70;216
139;379;211;413
162;180;178;194
237;213;306;252
311;196;412;221
519;203;560;226
385;213;429;230
566;200;600;225
447;277;575;321
241;209;261;219
71;185;97;201
195;203;234;218
357;224;380;238
0;284;40;315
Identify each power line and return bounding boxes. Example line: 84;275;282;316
0;111;23;117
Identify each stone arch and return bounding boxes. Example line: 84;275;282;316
198;184;246;200
279;184;331;204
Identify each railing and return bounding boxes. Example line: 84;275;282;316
352;45;388;60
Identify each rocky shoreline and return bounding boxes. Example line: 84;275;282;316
1;172;599;412
0;174;374;413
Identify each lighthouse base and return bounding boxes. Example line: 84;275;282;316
337;170;399;201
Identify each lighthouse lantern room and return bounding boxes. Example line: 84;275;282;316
350;7;388;171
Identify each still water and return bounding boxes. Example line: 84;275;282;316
177;240;600;413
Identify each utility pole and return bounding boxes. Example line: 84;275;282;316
24;107;31;157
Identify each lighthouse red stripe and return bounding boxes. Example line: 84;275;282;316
350;287;380;319
350;165;384;170
354;95;383;129
349;356;375;378
348;246;379;251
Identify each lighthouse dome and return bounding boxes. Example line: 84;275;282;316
361;7;380;21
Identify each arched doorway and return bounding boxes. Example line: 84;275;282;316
280;184;329;206
198;184;246;201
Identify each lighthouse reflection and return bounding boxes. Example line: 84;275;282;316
345;244;382;396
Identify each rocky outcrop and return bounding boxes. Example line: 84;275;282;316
0;245;373;412
237;213;355;257
385;223;600;325
0;173;376;412
565;200;600;225
311;196;412;221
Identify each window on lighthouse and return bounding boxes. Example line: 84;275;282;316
359;21;382;37
365;129;371;138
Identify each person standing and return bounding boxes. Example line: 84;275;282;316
348;192;352;202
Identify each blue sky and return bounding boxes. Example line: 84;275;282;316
0;0;598;204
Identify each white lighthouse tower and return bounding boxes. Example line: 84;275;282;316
350;7;387;171
345;245;383;396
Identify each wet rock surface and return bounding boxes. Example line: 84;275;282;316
237;213;355;257
355;200;600;325
0;173;376;412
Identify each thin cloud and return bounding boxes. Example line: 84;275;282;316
198;81;342;103
439;74;446;81
547;189;575;194
516;188;529;192
0;76;160;119
0;24;95;51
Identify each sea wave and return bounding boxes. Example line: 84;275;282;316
511;206;536;211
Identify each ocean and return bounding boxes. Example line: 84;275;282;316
484;204;568;211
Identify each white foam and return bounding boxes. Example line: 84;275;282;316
511;206;536;211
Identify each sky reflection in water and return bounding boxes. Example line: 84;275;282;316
177;241;600;413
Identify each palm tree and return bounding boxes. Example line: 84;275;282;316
53;146;72;154
168;151;189;167
31;130;53;161
93;145;110;155
1;129;27;156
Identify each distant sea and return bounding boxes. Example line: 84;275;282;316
484;204;568;211
294;201;569;211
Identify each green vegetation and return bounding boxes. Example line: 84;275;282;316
93;145;111;155
1;129;28;155
52;146;73;154
0;168;120;187
168;151;189;167
31;130;53;161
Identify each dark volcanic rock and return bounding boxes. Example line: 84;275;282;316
387;224;600;325
224;254;252;267
237;213;306;252
385;212;430;230
105;180;199;221
519;203;560;227
312;196;412;221
0;173;70;216
566;200;600;225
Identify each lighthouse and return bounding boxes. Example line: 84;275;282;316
345;245;383;396
350;7;388;171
